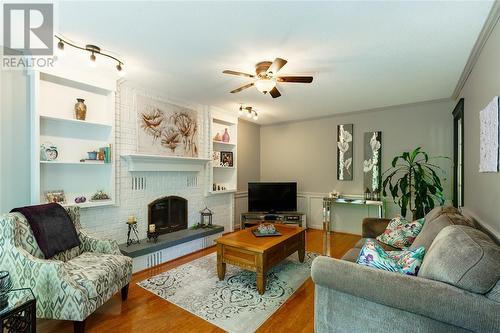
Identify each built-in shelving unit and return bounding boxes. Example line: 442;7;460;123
30;69;116;207
209;107;238;195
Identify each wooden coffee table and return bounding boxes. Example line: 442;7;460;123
215;224;306;294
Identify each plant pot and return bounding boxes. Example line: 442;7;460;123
75;98;87;121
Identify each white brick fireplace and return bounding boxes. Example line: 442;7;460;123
78;82;234;248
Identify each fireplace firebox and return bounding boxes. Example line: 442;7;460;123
148;196;188;235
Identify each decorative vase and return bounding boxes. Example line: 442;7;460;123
74;98;87;120
222;128;230;143
213;132;221;141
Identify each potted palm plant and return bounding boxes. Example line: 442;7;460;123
382;147;448;220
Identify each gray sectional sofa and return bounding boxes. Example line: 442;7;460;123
311;206;500;333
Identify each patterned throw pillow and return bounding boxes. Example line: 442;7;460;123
357;239;425;276
376;217;425;249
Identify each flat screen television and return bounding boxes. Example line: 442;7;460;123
248;182;297;213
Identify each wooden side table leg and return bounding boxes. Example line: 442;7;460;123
257;272;266;295
298;232;305;263
216;244;226;280
256;253;266;294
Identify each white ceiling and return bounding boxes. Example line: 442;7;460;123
57;1;494;125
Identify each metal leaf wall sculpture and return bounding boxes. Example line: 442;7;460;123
137;95;199;157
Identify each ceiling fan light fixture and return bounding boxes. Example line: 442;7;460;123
254;78;276;94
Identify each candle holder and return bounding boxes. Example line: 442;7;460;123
147;231;159;243
126;220;140;246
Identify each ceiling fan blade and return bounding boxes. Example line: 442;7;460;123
230;82;254;94
269;87;281;98
223;70;255;78
277;76;313;83
266;58;287;76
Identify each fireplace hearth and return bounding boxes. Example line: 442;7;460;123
148;196;188;235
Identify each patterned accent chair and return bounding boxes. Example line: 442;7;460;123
0;206;132;333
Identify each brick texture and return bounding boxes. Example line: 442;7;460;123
79;82;233;244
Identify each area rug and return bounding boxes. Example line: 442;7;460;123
138;251;318;333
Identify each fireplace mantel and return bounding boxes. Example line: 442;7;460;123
121;154;210;172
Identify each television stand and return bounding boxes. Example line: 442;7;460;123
241;212;306;229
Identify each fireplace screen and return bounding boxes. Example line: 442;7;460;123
148;196;188;235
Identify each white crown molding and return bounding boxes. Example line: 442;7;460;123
261;97;452;127
452;1;500;100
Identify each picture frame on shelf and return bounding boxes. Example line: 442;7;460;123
221;151;233;167
45;190;66;204
212;151;222;166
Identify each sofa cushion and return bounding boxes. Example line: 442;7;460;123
64;252;132;299
354;238;399;251
356;239;425;275
419;225;500;294
423;206;460;224
486;279;500;303
376;217;425;249
341;248;361;262
409;213;474;251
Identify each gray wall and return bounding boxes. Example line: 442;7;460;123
458;18;500;236
237;119;261;191
0;70;31;213
260;99;455;219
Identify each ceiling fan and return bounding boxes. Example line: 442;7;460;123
223;58;313;98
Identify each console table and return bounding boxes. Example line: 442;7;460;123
322;196;385;255
241;212;306;229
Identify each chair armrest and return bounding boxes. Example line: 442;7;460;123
362;217;391;238
78;230;121;255
311;256;500;333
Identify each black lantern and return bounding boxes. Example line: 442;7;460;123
200;207;213;226
364;188;372;201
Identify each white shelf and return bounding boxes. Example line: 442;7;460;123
209;189;237;195
213;165;235;169
121;153;210;172
62;199;114;208
30;69;116;208
213;140;237;147
40;114;112;128
40;160;108;165
213;118;237;126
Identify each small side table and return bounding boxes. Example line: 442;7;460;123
0;288;36;333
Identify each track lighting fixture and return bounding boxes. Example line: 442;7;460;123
89;52;96;67
238;105;258;121
55;35;125;75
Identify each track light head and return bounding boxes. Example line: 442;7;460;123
57;40;64;50
89;52;96;67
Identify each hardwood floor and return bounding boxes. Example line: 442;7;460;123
38;229;360;333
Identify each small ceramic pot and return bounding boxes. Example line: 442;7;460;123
75;98;87;121
87;151;98;160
